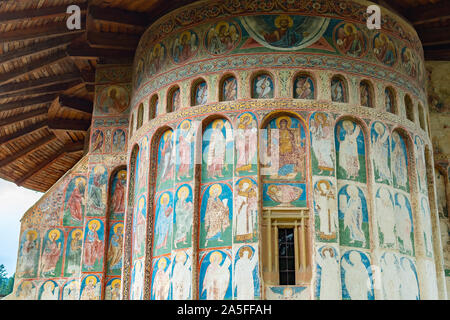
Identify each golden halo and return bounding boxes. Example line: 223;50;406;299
72;229;83;238
160;193;170;205
215;21;229;34
177;186;189;198
238;246;253;258
153;43;162;56
157;258;167;269
107;86;122;97
344;23;357;35
274;15;293;29
209;184;223;196
48;229;60;241
113;223;124;234
26;230;38;241
44;281;55;290
342;120;354;131
111;279;121;287
118;170;127;180
163;130;173;142
317;180;331;193
209;251;223;264
88;219;101;231
238;178;253;189
374;122;385;135
21;281;32;289
180;120;191;130
180;31;191;42
275;116;292;128
94;165;105;175
85;276;97;285
314;112;326;124
75;177;85;187
379;33;388;43
212;119;224;129
175;251;187;263
138;196;145;211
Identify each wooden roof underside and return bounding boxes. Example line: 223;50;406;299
0;0;448;192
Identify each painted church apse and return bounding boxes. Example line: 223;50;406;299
7;0;448;300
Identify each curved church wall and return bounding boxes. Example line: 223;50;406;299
123;0;445;300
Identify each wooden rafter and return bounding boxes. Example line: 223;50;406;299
0;72;83;96
416;25;450;47
0;50;68;86
0;80;82;100
58;94;93;114
89;5;149;27
0;3;88;24
48;118;91;131
0;134;57;167
0;120;48;145
0;21;85;44
0;107;48;126
405;1;450;25
67;45;135;60
0;34;80;65
87;31;140;50
15;141;84;186
0;94;57;112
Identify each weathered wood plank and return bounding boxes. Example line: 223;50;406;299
0;119;48;145
87;31;140;50
58;94;93;114
0;3;87;23
0;107;48;126
0;134;57;167
0;51;68;86
0;80;82;100
48;118;91;131
0;94;57;112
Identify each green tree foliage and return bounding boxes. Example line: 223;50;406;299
0;265;14;297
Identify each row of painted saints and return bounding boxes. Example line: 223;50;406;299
90;129;126;154
135;15;422;91
316;248;419;300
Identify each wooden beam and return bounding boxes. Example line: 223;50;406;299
15;140;84;186
48;118;91;131
0;34;79;65
0;80;82;100
0;3;88;24
0;72;82;96
0;21;85;44
0;134;56;167
67;45;135;60
87;32;140;50
0;120;48;145
416;25;450;46
58;94;93;114
63;141;84;153
0;94;57;112
89;5;148;27
0;107;48;126
0;50;68;86
405;2;450;25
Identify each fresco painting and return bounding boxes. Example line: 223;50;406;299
341;250;374;300
338;184;370;249
40;228;64;278
202;119;234;182
316;246;340;300
294;75;314;99
82;219;104;272
170;249;192;300
233;245;260;299
106;222;124;275
391;132;409;192
176;120;196;182
80;275;101;300
151;256;171;300
234;178;258;243
310;112;335;176
199;249;232;300
17;229;40;278
64;229;83;277
235;113;258;176
206;21;240;55
87;165;108;216
173;184;193;249
200;183;233;249
38;280;59;300
371;122;391;185
335;120;366;183
153;191;174;257
63;176;86;226
314;179;338;242
109;169;127;220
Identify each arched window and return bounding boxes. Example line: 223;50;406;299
192;79;208;106
219;75;237;102
252;72;274;99
331;75;347;103
104;167;127;300
418;103;425;131
149;94;158;120
137;103;144;130
167;86;181;112
405;95;414;122
385;87;396;113
360;80;374;108
293;73;315;100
